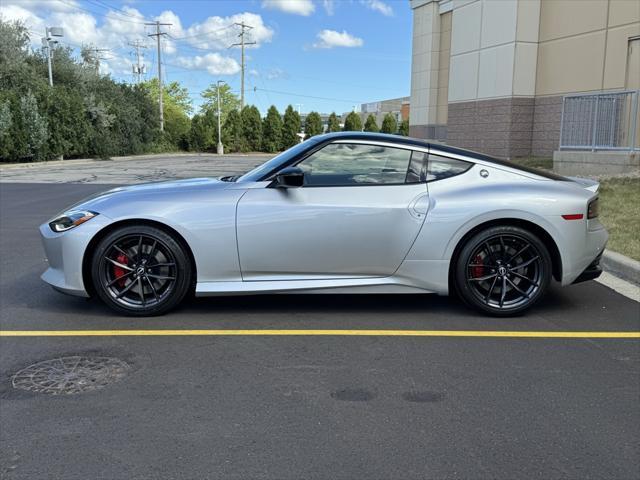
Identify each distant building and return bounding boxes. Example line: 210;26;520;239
299;112;334;133
341;96;410;128
409;0;640;163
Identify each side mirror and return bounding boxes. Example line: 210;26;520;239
274;166;304;188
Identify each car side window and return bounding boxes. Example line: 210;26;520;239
427;154;472;182
297;143;415;186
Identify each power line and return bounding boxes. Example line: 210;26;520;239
169;24;235;41
252;87;365;105
57;0;148;25
84;0;148;23
91;0;147;20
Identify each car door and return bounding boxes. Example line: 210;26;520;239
236;141;429;280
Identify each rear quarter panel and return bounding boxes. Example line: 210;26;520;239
406;164;596;284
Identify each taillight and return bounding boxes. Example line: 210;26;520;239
588;198;599;219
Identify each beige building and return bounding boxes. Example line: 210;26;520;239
409;0;640;160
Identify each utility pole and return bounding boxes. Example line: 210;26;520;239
42;26;64;87
146;21;172;131
217;80;225;155
128;40;147;84
229;22;256;109
87;46;109;75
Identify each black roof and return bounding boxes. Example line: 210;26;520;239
315;132;494;161
317;132;566;180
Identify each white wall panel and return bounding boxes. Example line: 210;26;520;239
451;1;482;55
513;42;538;96
481;0;517;48
449;51;479;101
478;43;515;98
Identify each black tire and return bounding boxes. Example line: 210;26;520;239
91;225;192;316
454;225;552;316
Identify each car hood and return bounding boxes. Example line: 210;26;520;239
61;177;229;215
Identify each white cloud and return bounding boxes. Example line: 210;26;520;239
0;2;271;83
322;0;335;15
266;67;286;80
0;4;45;42
176;53;240;75
312;29;363;49
362;0;393;16
180;12;273;50
262;0;315;16
50;11;100;45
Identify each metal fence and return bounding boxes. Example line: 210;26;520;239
559;90;639;151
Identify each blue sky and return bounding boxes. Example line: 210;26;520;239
1;0;412;115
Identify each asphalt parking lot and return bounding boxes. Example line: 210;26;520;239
1;175;639;479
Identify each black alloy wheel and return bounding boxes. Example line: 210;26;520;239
455;226;552;316
91;225;192;316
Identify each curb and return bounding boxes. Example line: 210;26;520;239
602;250;640;286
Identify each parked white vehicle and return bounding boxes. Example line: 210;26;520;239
40;132;607;316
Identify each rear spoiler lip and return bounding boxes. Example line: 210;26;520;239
566;176;600;193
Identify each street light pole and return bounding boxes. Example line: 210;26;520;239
46;37;53;87
42;27;64;87
217;80;225;155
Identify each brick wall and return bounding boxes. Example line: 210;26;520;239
447;98;535;159
531;95;563;157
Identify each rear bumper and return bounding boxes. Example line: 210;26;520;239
572;253;603;284
560;218;608;285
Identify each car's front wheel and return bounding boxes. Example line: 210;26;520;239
454;226;552;316
91;225;193;316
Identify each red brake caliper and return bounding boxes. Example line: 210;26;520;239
113;253;128;287
472;254;484;278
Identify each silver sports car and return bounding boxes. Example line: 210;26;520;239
40;132;608;316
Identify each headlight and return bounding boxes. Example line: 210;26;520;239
49;210;98;232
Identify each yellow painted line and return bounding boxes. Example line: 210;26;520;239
0;329;638;338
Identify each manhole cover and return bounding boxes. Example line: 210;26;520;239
12;356;129;395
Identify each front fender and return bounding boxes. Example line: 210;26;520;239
90;188;246;283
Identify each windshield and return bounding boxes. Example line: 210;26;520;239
237;137;324;182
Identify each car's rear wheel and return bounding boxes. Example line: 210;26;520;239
91;225;192;316
454;226;552;316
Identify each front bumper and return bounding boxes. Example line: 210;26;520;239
40;214;113;297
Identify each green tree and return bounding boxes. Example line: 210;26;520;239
0;18;161;161
43;85;91;158
380;113;398;134
364;114;379;132
281;105;301;150
20;91;48;160
343;111;362;131
398;118;409;136
241;105;262;152
141;79;192;149
262;105;282;153
327;112;341;132
189;111;217;152
222;109;244;153
304;111;323;139
0;99;13;159
201;82;240;126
